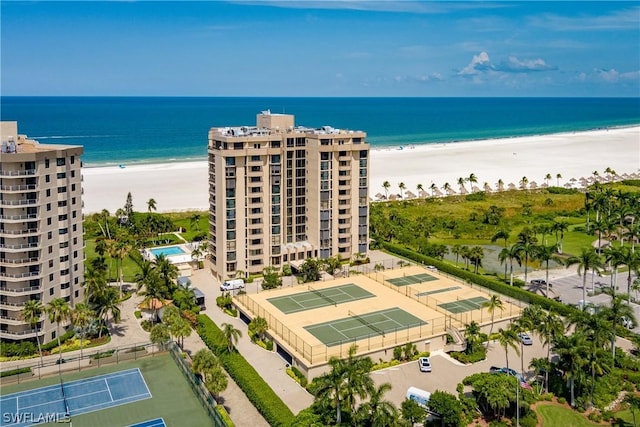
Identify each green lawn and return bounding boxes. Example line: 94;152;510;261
3;354;214;427
612;408;637;426
536;404;600;426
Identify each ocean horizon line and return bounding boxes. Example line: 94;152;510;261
80;125;640;169
3;95;640;100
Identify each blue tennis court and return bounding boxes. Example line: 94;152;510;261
0;368;151;427
129;418;166;427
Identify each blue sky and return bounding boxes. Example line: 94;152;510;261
1;1;639;97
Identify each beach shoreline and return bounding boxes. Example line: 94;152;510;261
81;126;640;214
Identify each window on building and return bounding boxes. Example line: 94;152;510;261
56;158;66;166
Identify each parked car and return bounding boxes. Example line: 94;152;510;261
490;366;525;383
418;357;432;372
530;279;547;286
426;265;438;272
518;332;533;345
622;316;634;329
220;278;245;291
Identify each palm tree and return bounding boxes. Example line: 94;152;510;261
468;172;478;186
552;220;570;253
556;173;562;187
354;382;398;426
221;322;242;353
398;182;406;199
499;245;522;286
618;246;640;303
442;182;451;194
519;176;528;190
536;311;565;393
94;287;121;335
429;182;437;197
451;244;462;267
46;298;71;364
416;183;424;197
483;294;504;347
457;177;467;194
492;229;510;279
21;300;45;368
190;213;202;231
601;294;636;358
71;303;94;361
544;173;552;187
565;247;604;306
535;244;563;297
514;240;537;285
112;235;133;297
382;181;390;199
154;254;179;295
624;394;640;427
464;320;481;354
554;333;588;407
147;198;157;212
497;326;520;372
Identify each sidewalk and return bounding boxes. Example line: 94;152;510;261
190;269;315;415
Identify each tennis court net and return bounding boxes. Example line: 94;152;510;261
308;285;338;307
348;310;385;336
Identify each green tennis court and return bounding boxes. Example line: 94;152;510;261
304;307;426;346
387;272;437;287
415;286;461;297
438;296;489;313
267;283;374;314
1;354;214;427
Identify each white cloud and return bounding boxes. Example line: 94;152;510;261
495;56;556;73
595;68;640;82
458;51;492;75
530;7;640;31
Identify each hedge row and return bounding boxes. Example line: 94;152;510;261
0;367;31;378
41;330;75;352
382;243;576;317
196;315;294;427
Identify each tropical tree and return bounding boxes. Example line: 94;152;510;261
382;181;390;199
192;348;228;398
565;247;604;306
457;177;467;194
429;182;437;197
21;300;45;367
624;394;640;427
150;323;171;349
601;294;636;358
71;303;94;360
499;245;522;286
248;316;269;342
468;172;478;186
353;382;398;426
400;399;426;426
221;322;242;353
552;220;570;253
497;326;520;371
535;244;563;297
464;320;482;354
416;183;424;197
46;298;71;364
482;294;504;347
514;237;537;285
451;244;462;267
556;173;562;187
554;332;588;407
94;286;121;335
147;198;157;212
190;213;202;231
544;173;552;187
519;176;528;190
428;390;464;427
398;182;406;199
536;311;565;393
618;246;640;303
299;258;322;283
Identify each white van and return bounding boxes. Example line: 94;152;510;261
220;278;245;291
406;386;431;408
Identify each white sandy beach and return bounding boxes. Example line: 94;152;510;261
81;126;640;214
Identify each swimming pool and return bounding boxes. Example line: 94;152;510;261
149;246;186;257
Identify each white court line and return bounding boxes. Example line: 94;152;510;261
104;378;114;402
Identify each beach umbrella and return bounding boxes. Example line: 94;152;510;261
540;182;549;188
483;183;493;192
508;183;517;190
405;190;417;199
529;181;538;189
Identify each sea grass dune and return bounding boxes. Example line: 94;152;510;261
81;126;640;214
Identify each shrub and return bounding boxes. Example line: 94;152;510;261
217;405;235;427
41;330;75;352
0;367;31;378
140;320;153;332
588;412;602;423
0;341;37;357
92;349;116;360
196;315;294;426
134;310;142;319
557;397;567;404
289;366;308;388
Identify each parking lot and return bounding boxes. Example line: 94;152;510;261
532;268;640;332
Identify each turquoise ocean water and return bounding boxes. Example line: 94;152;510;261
1;97;638;167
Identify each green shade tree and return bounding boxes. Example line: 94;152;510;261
71;303;94;360
482;294;504;347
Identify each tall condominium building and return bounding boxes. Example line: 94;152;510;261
0;121;84;343
207;112;369;282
